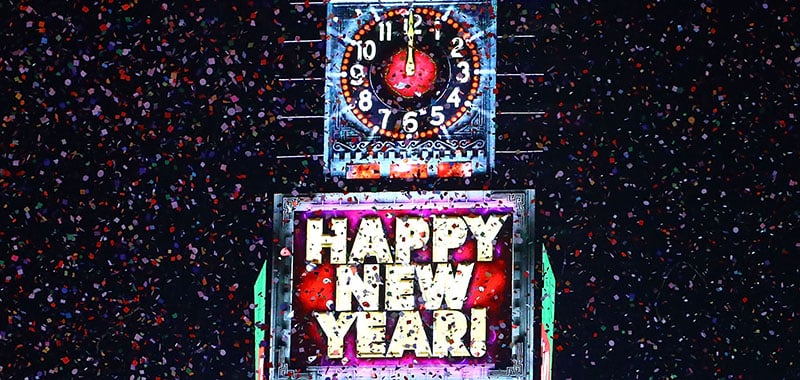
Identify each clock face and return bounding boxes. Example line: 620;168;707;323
339;7;482;140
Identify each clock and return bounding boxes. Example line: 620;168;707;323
340;6;481;140
325;0;497;179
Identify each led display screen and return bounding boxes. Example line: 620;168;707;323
266;190;537;379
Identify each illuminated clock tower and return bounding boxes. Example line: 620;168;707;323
254;1;555;379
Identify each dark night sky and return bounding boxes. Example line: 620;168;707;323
1;0;798;379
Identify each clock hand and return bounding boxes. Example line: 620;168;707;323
405;10;415;76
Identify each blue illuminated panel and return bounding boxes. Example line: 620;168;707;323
324;0;497;179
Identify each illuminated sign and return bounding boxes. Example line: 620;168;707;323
323;0;497;179
263;190;537;379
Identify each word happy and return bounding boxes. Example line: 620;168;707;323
305;213;509;360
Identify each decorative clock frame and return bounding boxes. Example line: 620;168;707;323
323;0;497;179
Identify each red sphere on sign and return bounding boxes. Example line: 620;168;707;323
384;48;437;98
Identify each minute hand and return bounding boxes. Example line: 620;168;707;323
405;13;415;76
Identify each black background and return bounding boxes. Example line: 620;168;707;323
1;0;797;379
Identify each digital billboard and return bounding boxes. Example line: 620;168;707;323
261;190;537;379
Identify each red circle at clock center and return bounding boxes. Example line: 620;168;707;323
384;48;437;98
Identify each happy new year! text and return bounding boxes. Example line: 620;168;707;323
304;213;509;359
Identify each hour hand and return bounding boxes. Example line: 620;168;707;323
405;11;415;76
405;48;415;77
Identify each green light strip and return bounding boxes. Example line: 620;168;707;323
541;245;556;380
254;261;268;380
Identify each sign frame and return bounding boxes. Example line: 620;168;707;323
266;190;537;379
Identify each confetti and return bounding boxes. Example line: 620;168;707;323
1;0;796;378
